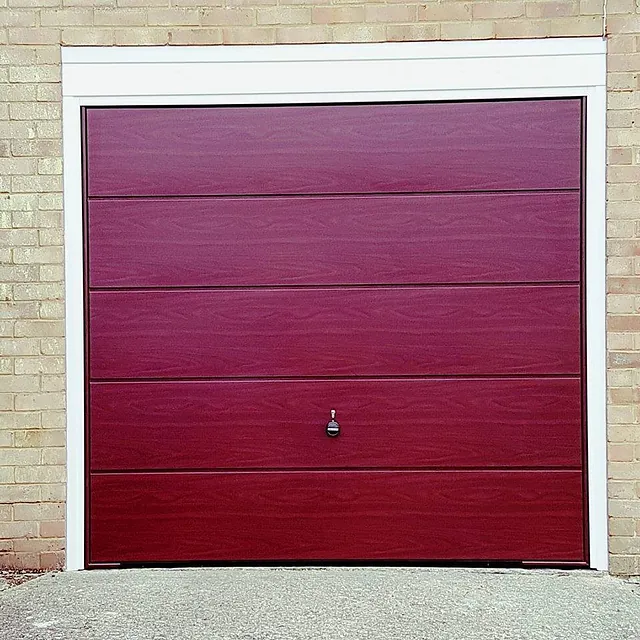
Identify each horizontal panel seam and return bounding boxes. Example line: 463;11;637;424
87;188;582;201
88;282;581;293
89;374;583;383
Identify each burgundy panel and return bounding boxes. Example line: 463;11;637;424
89;286;580;379
88;192;580;288
89;471;585;563
86;101;581;196
90;378;582;471
85;99;585;566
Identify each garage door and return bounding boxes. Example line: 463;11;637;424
84;100;586;566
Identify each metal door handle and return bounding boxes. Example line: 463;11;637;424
326;409;340;437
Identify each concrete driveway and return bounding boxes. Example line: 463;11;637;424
1;567;639;640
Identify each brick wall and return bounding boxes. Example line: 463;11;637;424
604;4;640;577
0;0;638;574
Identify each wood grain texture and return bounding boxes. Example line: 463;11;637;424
89;470;585;563
89;286;581;379
88;192;580;288
86;100;581;196
90;378;582;471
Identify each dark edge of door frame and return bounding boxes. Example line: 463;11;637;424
87;560;591;570
81;106;92;569
580;96;590;566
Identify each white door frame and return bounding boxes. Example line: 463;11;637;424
61;38;608;571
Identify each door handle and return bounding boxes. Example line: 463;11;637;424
326;409;340;437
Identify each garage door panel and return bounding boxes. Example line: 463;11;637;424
85;99;585;566
86;100;581;197
89;471;585;563
88;192;580;288
89;286;580;379
90;379;582;471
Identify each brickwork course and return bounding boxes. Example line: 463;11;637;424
0;0;639;574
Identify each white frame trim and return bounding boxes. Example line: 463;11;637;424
62;39;608;572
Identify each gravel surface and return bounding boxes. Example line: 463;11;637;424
1;567;639;640
0;570;47;592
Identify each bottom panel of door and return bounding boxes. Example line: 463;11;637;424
89;471;585;564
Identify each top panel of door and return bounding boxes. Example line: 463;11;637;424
86;100;581;197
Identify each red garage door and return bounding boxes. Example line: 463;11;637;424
84;100;586;566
